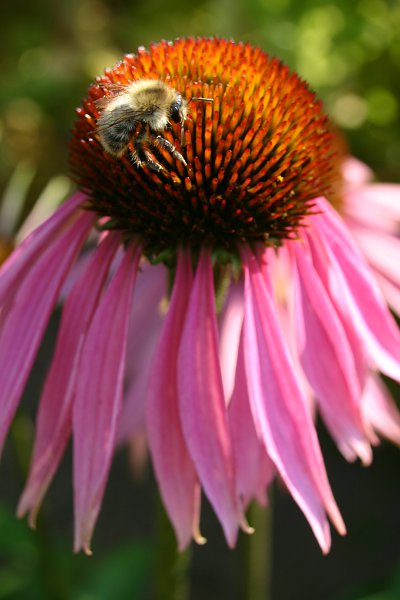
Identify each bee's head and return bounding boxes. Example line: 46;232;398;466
170;93;187;124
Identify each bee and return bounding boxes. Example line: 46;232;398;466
96;79;212;172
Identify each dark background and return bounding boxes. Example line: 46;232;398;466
0;0;399;598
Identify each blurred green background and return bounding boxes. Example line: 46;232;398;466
0;0;399;599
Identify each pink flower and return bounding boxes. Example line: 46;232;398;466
1;38;399;555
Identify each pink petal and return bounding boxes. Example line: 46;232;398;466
362;374;400;446
178;247;246;547
118;263;166;442
289;240;372;465
349;227;400;314
147;249;202;550
312;199;400;382
0;192;86;302
354;184;400;220
230;330;275;508
241;246;345;554
58;249;96;302
73;242;141;554
344;184;400;234
0;210;94;455
342;157;373;189
372;272;400;318
17;233;120;524
351;227;400;281
305;226;368;391
264;244;315;413
264;243;292;303
219;282;244;404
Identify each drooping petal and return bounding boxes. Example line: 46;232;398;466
58;248;97;302
17;233;120;524
311;198;400;382
344;184;400;233
372;272;400;319
265;244;315;414
348;226;400;315
219;282;244;404
289;239;372;465
264;243;292;304
118;263;166;442
342;157;373;189
73;242;141;554
147;249;202;550
0;210;94;455
178;247;246;547
362;374;400;446
241;246;345;554
0;192;86;303
229;330;275;508
305;226;368;391
124;262;167;386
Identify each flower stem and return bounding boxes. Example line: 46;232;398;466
10;410;33;480
154;494;191;600
242;499;273;600
11;411;70;600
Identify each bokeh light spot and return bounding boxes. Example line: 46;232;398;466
5;98;43;133
366;87;398;126
331;94;368;129
18;47;51;79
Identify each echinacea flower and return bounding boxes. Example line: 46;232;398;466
1;37;400;556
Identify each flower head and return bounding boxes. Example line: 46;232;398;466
70;37;340;255
1;37;399;555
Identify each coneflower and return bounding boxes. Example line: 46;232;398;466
1;37;398;556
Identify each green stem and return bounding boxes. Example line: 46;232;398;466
242;499;273;600
154;494;191;600
11;411;70;600
10;410;33;480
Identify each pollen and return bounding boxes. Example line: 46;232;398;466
70;37;341;257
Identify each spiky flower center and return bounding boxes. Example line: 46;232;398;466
70;37;340;258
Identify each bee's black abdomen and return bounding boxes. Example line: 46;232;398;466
97;105;137;156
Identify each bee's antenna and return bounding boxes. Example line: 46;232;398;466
189;97;214;104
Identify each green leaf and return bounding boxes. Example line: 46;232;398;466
75;541;151;600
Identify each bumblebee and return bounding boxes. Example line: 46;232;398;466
97;79;210;172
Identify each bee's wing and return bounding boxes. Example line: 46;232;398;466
95;105;155;133
95;81;127;91
94;96;115;110
92;82;131;110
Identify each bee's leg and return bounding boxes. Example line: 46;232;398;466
180;121;185;148
132;124;164;172
155;135;187;167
